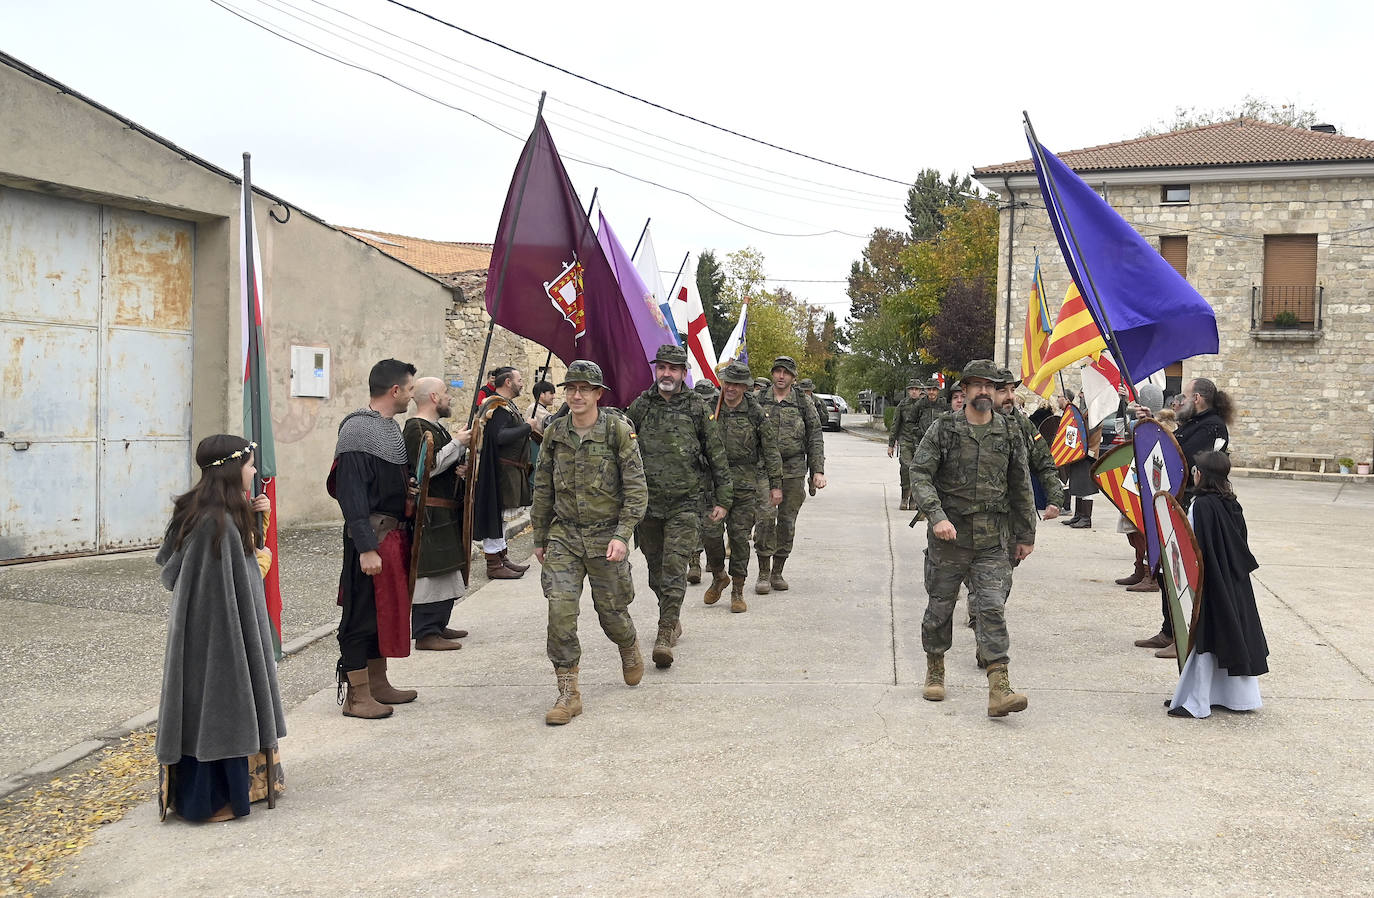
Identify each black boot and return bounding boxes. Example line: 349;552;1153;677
1070;499;1094;528
1061;498;1081;525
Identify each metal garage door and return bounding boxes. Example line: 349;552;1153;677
1;187;194;562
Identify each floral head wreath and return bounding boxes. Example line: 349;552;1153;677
206;441;256;468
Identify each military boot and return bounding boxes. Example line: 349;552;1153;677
687;552;702;584
922;654;946;701
652;625;675;669
618;640;644;686
986;662;1028;717
769;557;789;591
342;669;393;719
755;555;772;595
366;658;417;704
730;580;747;613
545;666;582;725
703;569;731;605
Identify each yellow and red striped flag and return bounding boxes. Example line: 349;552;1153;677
1092;441;1143;531
1019;257;1052;390
1050;402;1087;467
1023;281;1108;399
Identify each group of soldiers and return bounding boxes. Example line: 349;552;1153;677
532;345;826;726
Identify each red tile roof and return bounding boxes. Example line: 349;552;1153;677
339;227;492;274
974;118;1374;175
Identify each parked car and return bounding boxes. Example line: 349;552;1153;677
815;393;843;431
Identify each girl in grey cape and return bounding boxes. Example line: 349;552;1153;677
155;434;286;822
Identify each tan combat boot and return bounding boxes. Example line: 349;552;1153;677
755;555;772;595
986;662;1028;717
730;580;748;613
922;653;946;702
769;557;789;591
366;658;417;704
703;569;731;605
342;669;393;719
545;666;582;725
687;552;702;584
619;640;644;686
652;625;675;669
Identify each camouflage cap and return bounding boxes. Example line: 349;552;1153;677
771;356;798;375
721;362;754;385
693;380;718;397
959;359;1005;385
906;378;924;390
754;378;771;389
797;378;816;391
997;366;1023;388
560;359;607;389
653;344;689;366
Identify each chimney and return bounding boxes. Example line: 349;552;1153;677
1311;124;1338;134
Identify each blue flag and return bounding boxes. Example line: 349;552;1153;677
1026;133;1219;381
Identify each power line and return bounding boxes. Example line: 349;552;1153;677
380;0;914;186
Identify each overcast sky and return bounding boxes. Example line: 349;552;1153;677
5;0;1369;318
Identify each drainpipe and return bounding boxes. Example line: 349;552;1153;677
1001;177;1016;366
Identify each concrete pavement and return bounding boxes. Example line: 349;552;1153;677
32;430;1374;895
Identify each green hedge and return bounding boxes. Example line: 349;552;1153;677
884;406;895;432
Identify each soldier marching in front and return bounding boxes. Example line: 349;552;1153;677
626;345;732;669
704;362;783;613
754;356;826;594
532;361;648;726
910;360;1036;717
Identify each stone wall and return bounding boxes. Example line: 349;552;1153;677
442;270;567;419
991;177;1374;469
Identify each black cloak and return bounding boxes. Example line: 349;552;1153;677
1191;493;1269;677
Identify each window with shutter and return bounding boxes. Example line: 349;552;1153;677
1261;235;1318;326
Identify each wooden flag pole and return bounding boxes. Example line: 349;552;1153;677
1022;112;1137;393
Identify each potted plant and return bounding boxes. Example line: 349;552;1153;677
1338;456;1355;474
1359;460;1372;476
1273;310;1299;329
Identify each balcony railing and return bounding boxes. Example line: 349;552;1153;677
1251;285;1323;331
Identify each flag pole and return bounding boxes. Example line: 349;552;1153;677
469;91;547;427
1022;112;1137;394
242;151;266;547
630;217;651;261
664;251;690;306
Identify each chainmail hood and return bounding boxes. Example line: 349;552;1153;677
334;408;408;464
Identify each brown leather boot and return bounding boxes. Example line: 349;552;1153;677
500;548;529;573
687;552;702;584
440;628;468;639
619;640;644;686
545;666;582;725
755;556;772;595
1134;629;1173;648
769;557;789;591
366;658;417;704
1115;562;1147;586
652;625;675;668
1126;573;1159;593
730;580;747;613
486;552;523;579
703;569;730;605
986;662;1028;717
1117;532;1147;585
415;634;462;651
342;669;392;719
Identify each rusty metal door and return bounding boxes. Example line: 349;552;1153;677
1;188;194;562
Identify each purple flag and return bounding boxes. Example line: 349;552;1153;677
597;212;681;367
484;117;653;407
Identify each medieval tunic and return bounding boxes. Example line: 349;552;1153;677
473;395;532;544
1170;493;1269;718
155;515;286;821
332;409;412;668
403;416;467;638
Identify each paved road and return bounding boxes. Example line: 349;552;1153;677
29;429;1374;895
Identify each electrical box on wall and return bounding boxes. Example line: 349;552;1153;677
290;345;330;398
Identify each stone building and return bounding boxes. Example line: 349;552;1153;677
339;228;567;415
973;118;1374;469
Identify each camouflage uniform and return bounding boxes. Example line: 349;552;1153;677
532;392;647;670
707;364;783;583
626;346;733;656
755;357;825;567
910;362;1036;670
889;380;926;506
798;378;827;430
689;380;722;579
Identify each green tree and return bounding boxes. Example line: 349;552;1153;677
1140;95;1322;136
696;250;731;352
927;277;995;369
905;168;979;241
847;227;912;323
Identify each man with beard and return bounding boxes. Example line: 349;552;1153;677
473;367;532;580
404;376;472;651
1135;376;1234;656
754;356;826;594
627;345;732;668
910;360;1036;717
329;358;419;719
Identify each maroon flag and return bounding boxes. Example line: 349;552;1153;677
485;117;653;408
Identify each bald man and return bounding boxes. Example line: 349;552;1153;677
403;376;472;650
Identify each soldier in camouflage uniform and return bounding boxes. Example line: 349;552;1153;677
704;362;783;613
687;379;721;585
888;378;926;510
532;361;648;726
910;359;1036;718
626;345;732;669
754;356;826;594
797;378;828;429
996;367;1063;521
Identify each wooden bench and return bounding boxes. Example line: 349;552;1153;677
1269;452;1335;473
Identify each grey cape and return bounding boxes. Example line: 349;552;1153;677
155;515;286;766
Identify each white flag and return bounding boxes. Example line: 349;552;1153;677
1081;354;1166;429
718;299;749;374
633;223;674;332
679;256;720;387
